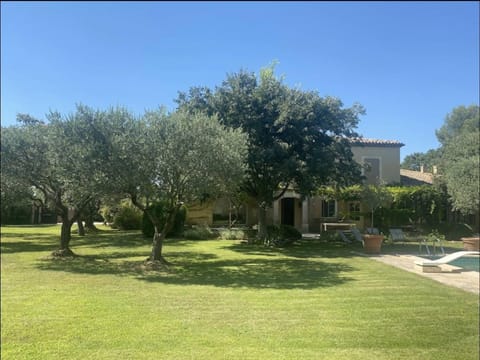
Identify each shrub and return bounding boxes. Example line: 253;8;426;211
184;226;219;240
142;202;187;238
99;204;115;224
264;224;302;247
217;228;249;240
112;203;142;230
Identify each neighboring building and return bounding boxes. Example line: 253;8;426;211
400;168;434;186
206;138;405;233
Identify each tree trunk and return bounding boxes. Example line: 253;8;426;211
149;226;165;262
256;204;268;242
147;207;178;264
60;219;72;249
77;219;85;236
85;216;98;232
52;216;75;257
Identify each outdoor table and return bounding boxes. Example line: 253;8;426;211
321;222;357;232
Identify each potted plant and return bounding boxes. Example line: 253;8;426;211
360;183;393;254
462;236;480;251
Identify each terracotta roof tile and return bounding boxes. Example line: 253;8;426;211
348;137;405;147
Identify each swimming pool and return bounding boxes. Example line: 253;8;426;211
420;255;480;272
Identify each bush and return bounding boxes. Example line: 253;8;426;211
184;226;219;240
437;223;475;241
112;203;142;230
217;228;249;240
99;204;116;224
264;224;302;247
142;202;187;238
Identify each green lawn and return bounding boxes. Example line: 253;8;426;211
1;225;479;360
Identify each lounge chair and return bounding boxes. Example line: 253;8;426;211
351;228;364;244
414;251;480;272
389;228;406;243
366;227;379;235
338;229;364;246
337;230;352;244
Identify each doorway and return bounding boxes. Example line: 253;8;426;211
281;198;295;226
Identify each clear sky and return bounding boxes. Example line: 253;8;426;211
2;1;479;161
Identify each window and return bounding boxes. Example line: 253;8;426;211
348;202;361;221
321;199;336;218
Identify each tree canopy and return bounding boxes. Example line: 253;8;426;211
98;108;248;263
400;105;479;219
1;106;112;255
437;105;479;215
401;148;442;173
176;64;365;236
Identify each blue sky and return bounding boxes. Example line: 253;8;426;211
2;1;479;161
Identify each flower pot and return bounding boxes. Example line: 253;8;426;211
462;237;480;251
363;234;384;254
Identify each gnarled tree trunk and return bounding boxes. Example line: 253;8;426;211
85;216;98;232
52;214;76;257
147;206;178;264
77;219;85;236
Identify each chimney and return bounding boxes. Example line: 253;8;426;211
420;165;424;173
432;165;437;175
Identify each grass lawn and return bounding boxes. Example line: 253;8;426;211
1;225;479;359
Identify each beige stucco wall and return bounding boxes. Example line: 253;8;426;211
351;145;401;184
185;202;214;226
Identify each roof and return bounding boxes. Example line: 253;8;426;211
400;169;434;186
348;137;405;147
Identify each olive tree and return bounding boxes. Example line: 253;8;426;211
1;106;111;256
102;108;248;264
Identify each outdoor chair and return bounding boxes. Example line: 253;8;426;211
389;228;407;244
337;230;352;244
338;229;364;246
366;227;379;235
351;228;364;244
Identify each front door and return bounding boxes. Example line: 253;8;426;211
281;198;295;226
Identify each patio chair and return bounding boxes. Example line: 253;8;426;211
337;230;352;244
389;228;406;243
351;228;364;244
366;227;379;235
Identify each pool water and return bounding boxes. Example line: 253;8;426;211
449;257;480;272
421;255;480;272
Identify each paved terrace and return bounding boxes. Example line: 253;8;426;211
361;253;479;295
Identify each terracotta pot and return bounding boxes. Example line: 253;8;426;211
461;237;480;251
363;234;384;254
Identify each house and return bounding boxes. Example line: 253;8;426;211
197;137;405;233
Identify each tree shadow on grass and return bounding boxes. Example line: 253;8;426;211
72;230;150;249
225;239;364;259
35;249;356;289
71;230;195;249
1;241;58;254
141;257;356;289
1;232;59;253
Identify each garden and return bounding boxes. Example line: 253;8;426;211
1;224;479;359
